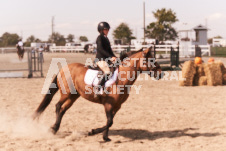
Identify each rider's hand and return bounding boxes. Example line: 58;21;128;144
111;57;116;62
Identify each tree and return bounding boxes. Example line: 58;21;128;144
27;35;36;43
35;38;42;43
48;32;66;46
214;35;223;39
0;32;20;47
146;8;178;41
67;34;75;42
113;23;135;44
24;35;42;46
79;36;88;42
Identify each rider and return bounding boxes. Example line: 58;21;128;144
95;21;116;92
17;38;23;48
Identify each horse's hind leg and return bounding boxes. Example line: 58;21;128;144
51;94;80;134
17;51;21;60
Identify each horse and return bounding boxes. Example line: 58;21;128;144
33;47;163;141
16;45;25;60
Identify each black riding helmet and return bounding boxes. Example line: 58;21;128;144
97;22;110;33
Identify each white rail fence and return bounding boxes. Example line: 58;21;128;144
0;44;211;57
1;47;31;53
189;45;211;56
49;46;84;53
49;44;210;57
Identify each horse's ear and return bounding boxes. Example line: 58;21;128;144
139;48;143;52
149;46;156;58
143;47;152;57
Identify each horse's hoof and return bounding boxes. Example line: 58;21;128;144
88;129;95;136
50;127;57;134
103;137;111;142
32;112;40;120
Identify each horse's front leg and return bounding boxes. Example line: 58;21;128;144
102;103;114;141
88;103;120;142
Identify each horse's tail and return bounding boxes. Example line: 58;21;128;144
33;76;59;119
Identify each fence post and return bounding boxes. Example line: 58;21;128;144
170;46;180;68
195;45;202;57
177;45;180;67
27;49;33;78
37;52;40;71
126;45;131;52
170;47;173;67
40;52;43;77
208;45;211;56
34;51;36;71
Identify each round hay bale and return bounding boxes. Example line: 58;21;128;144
179;61;196;86
198;76;207;86
193;64;205;86
204;62;223;86
223;74;226;85
214;61;226;85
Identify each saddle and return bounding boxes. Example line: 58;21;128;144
84;64;118;87
87;65;101;70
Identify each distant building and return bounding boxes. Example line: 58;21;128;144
178;24;209;45
213;38;226;47
65;42;82;47
177;24;210;56
31;42;55;51
192;25;208;45
130;39;156;49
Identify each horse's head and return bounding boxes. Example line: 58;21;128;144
141;47;163;80
121;47;163;80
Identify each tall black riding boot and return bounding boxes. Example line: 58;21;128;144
97;73;110;94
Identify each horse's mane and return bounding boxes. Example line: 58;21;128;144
119;48;143;61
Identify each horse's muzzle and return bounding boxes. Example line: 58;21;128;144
150;70;164;80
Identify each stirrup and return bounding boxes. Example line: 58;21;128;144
93;86;104;98
97;86;104;95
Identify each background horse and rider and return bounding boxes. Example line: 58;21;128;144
16;44;25;60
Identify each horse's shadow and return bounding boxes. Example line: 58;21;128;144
109;128;220;141
56;128;220;141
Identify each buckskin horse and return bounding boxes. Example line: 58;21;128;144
33;47;163;141
16;44;25;60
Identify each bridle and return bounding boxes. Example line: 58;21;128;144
119;48;159;72
141;49;156;71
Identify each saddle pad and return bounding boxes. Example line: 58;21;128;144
84;69;118;87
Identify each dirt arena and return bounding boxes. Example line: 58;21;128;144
0;52;226;151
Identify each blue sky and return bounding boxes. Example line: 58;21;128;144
0;0;226;42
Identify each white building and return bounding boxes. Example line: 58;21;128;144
213;38;226;47
130;39;155;49
177;25;210;56
192;25;208;45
